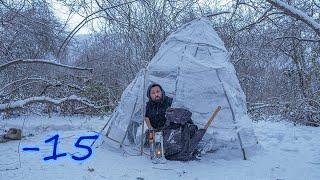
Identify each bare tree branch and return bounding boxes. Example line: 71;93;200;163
206;11;231;18
266;0;320;36
274;36;320;43
237;7;277;33
0;77;84;98
57;0;140;57
0;59;93;72
0;77;45;93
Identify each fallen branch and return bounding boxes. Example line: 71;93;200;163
0;59;93;72
248;102;286;112
0;95;110;112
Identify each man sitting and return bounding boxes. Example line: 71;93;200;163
145;83;172;130
144;83;199;161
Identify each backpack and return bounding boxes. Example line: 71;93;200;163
163;108;199;161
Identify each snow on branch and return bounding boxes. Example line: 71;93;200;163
266;0;320;36
0;95;110;112
0;59;93;72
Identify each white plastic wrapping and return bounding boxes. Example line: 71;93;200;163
106;18;258;158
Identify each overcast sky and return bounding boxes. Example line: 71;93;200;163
51;0;90;34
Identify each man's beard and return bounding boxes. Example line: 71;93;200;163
153;96;161;102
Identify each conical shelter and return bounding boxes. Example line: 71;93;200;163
105;18;258;159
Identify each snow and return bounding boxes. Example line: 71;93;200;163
1;115;319;179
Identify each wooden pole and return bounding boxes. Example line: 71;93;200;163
140;69;147;155
204;106;221;130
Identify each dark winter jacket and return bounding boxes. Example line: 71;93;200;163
145;84;173;129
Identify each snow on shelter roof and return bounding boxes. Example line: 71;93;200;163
148;18;230;71
167;18;227;52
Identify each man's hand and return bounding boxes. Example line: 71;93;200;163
145;117;153;130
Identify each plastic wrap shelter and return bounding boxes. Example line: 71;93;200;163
104;18;258;159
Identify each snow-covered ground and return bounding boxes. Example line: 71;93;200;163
0;115;319;180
